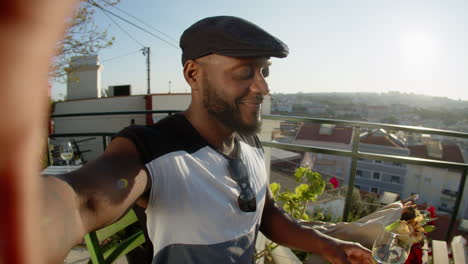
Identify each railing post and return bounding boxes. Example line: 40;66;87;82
342;126;361;221
446;168;468;241
102;136;107;152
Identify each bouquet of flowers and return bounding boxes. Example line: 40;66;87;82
384;200;437;264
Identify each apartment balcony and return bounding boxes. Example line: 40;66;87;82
442;188;458;199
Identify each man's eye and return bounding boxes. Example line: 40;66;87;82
235;68;254;80
261;67;269;78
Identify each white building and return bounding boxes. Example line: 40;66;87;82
403;143;468;219
356;129;409;197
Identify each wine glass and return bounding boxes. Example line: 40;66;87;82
372;223;413;264
60;141;74;171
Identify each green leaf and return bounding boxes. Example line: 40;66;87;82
385;221;401;232
295;184;309;196
294;167;310;181
270;182;281;198
424;225;436;233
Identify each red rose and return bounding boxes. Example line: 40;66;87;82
329;177;339;189
427;206;436;218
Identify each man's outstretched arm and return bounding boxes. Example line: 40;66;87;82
260;188;373;264
0;1;76;263
40;137;150;264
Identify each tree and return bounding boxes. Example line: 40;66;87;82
52;0;120;81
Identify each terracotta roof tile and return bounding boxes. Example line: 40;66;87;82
360;134;402;148
408;144;464;163
295;124;353;144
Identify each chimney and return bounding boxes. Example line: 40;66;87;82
66;55;102;100
427;141;443;159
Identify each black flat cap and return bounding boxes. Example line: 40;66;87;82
180;16;289;65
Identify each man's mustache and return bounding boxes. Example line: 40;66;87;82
237;94;264;104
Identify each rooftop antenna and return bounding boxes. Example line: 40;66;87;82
141;47;151;94
168;81;171;94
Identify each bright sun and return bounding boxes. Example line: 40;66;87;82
399;30;437;67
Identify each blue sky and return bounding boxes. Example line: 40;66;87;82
52;0;468;101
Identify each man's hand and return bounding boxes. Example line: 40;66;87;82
261;188;374;264
0;1;76;263
321;239;373;264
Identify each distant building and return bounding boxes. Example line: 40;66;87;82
305;104;327;116
390;104;411;115
355;129;409;197
271;96;293;113
293;125;410;196
366;105;390;122
293;123;353;181
273;103;293;113
404;143;468;219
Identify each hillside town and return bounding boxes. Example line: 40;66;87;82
269;92;468;220
271;92;468;133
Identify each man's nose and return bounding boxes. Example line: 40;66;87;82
251;74;270;96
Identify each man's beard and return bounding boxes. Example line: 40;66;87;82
202;82;262;136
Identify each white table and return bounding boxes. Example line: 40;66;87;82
41;165;82;175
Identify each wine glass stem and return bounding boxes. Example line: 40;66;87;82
66;160;70;172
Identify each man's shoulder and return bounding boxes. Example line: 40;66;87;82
115;114;209;163
117;114;185;138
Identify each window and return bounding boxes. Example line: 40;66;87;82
357;170;363;177
392;162;402;167
371;187;379;193
319;124;335;135
355;185;361;189
373;172;381;180
390;175;400;184
374;160;382;164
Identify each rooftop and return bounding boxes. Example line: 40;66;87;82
408;144;465;163
359;129;406;148
295;123;353;144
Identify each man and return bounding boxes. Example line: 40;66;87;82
39;16;373;264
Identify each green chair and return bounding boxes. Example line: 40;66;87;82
84;209;146;264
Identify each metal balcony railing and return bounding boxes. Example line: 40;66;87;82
442;189;458;197
438;206;455;214
49;111;468;242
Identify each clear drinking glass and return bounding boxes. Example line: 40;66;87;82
372;223;413;264
60;141;74;171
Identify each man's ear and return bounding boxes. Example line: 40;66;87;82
183;60;201;90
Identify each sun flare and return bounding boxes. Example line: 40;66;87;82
399;30;437;67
